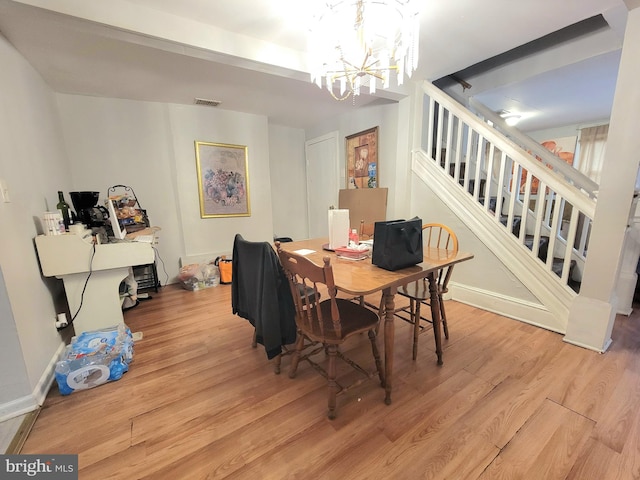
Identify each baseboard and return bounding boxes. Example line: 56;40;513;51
563;336;612;354
0;341;64;423
450;281;566;334
0;397;38;424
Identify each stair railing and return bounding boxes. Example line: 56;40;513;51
469;99;600;200
417;81;596;296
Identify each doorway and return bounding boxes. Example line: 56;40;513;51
305;131;340;239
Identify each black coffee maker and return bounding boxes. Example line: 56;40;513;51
69;191;111;237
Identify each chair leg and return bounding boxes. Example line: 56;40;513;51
368;330;384;386
327;344;338;420
288;334;306;379
274;353;282;375
439;294;449;339
412;300;421;360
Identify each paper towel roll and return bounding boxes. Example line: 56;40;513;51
328;209;350;250
43;212;64;235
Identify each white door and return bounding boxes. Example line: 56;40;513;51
305;131;340;239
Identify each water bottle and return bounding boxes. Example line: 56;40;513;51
349;228;359;246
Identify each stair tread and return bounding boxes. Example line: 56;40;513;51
524;234;549;240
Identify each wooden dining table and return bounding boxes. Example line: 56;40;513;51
278;237;474;405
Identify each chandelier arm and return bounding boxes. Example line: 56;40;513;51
363;70;385;81
359;50;371;71
338;59;361;73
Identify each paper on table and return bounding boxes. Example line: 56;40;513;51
294;249;315;255
336;254;368;261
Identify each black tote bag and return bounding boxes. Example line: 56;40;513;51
372;218;423;271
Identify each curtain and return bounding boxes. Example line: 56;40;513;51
576;124;609;184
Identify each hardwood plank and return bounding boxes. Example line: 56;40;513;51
547;342;631;421
343;372;497;479
479;399;594;479
17;284;640;479
565;437;618;480
593;367;640;453
225;408;394;479
450;341;586;452
379;369;492;442
603;401;640;479
135;388;328;480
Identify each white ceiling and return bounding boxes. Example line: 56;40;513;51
0;0;629;131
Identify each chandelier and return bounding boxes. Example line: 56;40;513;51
309;0;420;101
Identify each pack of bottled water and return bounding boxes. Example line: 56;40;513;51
54;324;134;395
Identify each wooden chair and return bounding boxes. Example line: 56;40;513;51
276;244;384;419
232;234;299;374
359;220;375;240
389;223;459;360
233;234;319;374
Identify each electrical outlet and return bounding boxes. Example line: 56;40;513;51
0;178;10;203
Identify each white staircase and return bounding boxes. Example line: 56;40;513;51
412;81;597;333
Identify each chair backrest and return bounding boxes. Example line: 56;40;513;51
232;234;297;357
359;220;375;240
422;223;459;290
276;246;341;340
422;223;458;252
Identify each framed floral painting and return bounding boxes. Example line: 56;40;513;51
195;141;251;218
346;127;378;189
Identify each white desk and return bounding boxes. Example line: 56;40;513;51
35;234;154;334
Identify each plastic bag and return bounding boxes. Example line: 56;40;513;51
178;263;203;290
201;263;220;287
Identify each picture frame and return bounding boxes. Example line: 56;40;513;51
346;126;378;189
195;141;251;218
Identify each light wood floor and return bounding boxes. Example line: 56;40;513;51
20;284;640;479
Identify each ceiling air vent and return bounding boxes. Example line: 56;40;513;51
194;98;221;107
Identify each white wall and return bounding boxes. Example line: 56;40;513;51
55;96;184;281
0;34;309;418
410;178;539;303
55;96;287;281
169;104;274;262
0;269;30;417
268;124;308;241
0;34;73;419
306;100;409;220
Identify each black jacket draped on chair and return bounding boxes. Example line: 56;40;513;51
231;234;297;359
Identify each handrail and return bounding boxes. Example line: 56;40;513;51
468;99;599;199
421;82;596;218
417;81;596;304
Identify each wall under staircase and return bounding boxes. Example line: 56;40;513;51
411;81;597;334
